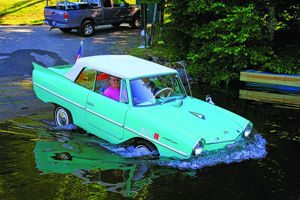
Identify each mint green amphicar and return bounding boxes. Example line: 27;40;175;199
32;55;253;159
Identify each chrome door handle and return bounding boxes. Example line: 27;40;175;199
87;102;94;106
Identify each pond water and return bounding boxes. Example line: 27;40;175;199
0;84;299;199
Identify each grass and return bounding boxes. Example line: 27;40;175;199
130;41;170;60
0;0;137;25
0;0;45;24
0;0;174;67
130;26;177;62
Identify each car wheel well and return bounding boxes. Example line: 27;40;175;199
123;137;157;149
131;138;159;156
80;19;95;37
53;105;73;126
131;13;141;29
81;18;95;26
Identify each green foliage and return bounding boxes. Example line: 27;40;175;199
138;0;299;85
262;43;300;74
164;0;274;84
0;0;45;24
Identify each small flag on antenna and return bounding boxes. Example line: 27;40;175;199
75;41;83;62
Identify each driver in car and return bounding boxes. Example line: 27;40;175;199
141;78;159;95
141;77;173;99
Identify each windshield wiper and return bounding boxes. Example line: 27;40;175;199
162;95;186;105
161;99;175;104
180;94;187;100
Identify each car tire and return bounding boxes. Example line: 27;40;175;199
134;140;159;156
59;28;72;33
80;20;95;37
131;15;141;29
54;106;73;126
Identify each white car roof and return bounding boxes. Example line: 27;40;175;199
65;55;177;81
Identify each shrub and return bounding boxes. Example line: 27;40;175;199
165;0;273;85
262;42;300;74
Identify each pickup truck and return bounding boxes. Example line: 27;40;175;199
43;0;141;36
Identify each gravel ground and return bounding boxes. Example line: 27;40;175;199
0;25;140;121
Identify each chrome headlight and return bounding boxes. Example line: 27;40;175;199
244;123;252;137
193;141;204;155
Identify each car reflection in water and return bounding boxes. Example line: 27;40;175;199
33;114;268;197
33;130;177;197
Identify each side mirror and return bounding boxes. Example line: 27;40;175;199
175;99;183;107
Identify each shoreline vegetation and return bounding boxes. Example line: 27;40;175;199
1;0;299;85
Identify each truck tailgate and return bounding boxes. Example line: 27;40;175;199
44;7;66;25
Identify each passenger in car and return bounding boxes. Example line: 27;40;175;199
103;75;120;101
141;78;159;95
96;73;110;94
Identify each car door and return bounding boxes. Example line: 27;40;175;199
101;0;116;23
85;79;130;140
87;0;103;25
112;3;133;21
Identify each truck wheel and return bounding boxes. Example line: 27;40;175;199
80;20;95;37
54;106;73;126
134;140;159;156
59;28;72;33
132;15;141;29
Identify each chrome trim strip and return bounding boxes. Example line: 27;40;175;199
34;82;124;127
206;139;236;145
34;82;85;109
85;108;123;127
124;126;188;157
206;131;244;145
35;82;188;157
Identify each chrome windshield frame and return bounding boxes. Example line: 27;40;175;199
129;73;187;107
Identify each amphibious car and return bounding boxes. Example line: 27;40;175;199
32;55;253;159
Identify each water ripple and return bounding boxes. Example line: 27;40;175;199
92;133;267;170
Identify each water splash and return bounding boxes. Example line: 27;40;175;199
13;118;77;132
39;119;56;126
156;133;267;170
32;117;268;170
91;133;267;170
92;141;158;158
49;124;78;130
21;117;267;170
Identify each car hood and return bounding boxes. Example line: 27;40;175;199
143;97;250;144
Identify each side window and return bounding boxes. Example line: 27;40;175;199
103;0;112;7
95;71;110;94
75;68;96;90
113;0;123;7
120;80;128;104
87;0;98;6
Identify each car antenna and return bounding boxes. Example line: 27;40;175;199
178;61;193;99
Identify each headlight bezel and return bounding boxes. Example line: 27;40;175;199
243;123;253;137
193;140;204;156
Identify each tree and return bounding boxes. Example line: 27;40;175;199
142;0;300;84
164;0;273;84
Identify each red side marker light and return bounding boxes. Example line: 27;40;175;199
64;13;68;19
154;133;160;140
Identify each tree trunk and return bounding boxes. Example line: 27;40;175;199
268;0;276;42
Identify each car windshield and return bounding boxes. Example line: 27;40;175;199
130;73;187;107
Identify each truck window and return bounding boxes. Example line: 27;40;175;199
103;0;112;7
